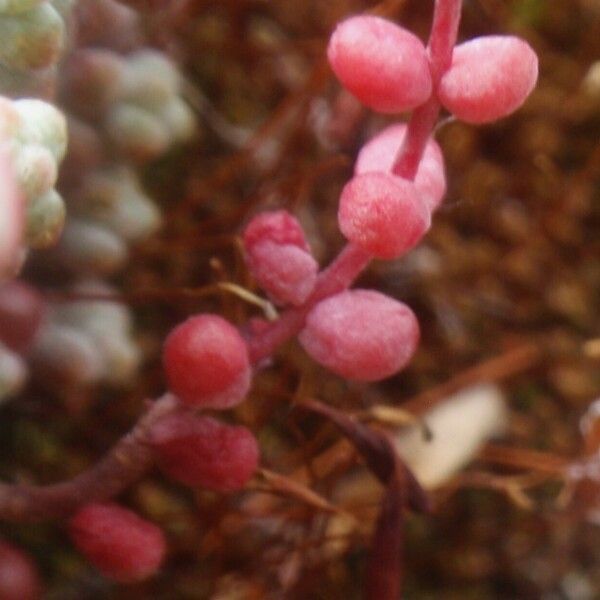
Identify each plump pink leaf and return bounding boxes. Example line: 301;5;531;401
70;503;166;583
355;123;447;212
299;289;420;381
327;15;432;113
438;35;538;124
163;314;251;409
338;172;430;259
150;414;259;491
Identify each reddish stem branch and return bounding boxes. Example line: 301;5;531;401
392;0;462;179
0;395;180;522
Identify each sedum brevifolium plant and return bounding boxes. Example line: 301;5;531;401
4;0;584;597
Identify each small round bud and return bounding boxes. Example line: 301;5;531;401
76;168;161;242
56;219;128;275
355;123;446;212
163;314;251;409
106;104;169;162
69;503;166;583
13;143;57;200
299;289;419;381
246;240;318;306
25;188;65;248
150;414;259;491
30;323;103;387
0;280;45;352
62;49;125;118
438;35;538;124
243;209;309;252
121;50;179;109
338;172;430;259
327;15;432;113
243;211;317;306
0;4;64;70
14;99;67;162
0;540;41;600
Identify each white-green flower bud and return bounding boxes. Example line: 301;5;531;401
0;3;64;70
25;187;65;247
12;142;57;199
57;219;128;274
106;103;169;161
53;280;132;333
30;322;104;386
14;98;67;161
77;168;161;242
160;97;196;142
120;50;179;109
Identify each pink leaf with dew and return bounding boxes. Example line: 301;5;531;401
438;35;539;124
0;146;24;281
338;172;430;260
299;289;420;382
355;124;447;212
327;15;432;114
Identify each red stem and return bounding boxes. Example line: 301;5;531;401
392;0;462;180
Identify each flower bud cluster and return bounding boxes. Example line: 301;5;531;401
0;97;67;251
29;280;140;390
63;48;195;163
0;0;70;99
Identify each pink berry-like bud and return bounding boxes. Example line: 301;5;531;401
0;281;45;353
69;503;166;583
163;314;251;409
243;211;317;306
150;414;259;491
246;241;318;306
338;172;430;259
299;289;419;381
0;540;41;600
327;15;432;113
438;36;538;124
243;210;309;252
355;124;446;212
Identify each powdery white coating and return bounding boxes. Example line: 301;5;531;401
246;240;318;306
355;123;447;212
0;540;41;600
299;289;419;381
327;15;432;113
243;209;309;252
69;503;166;583
163;314;251;409
338;172;431;259
395;383;508;488
438;35;539;124
150;414;260;491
